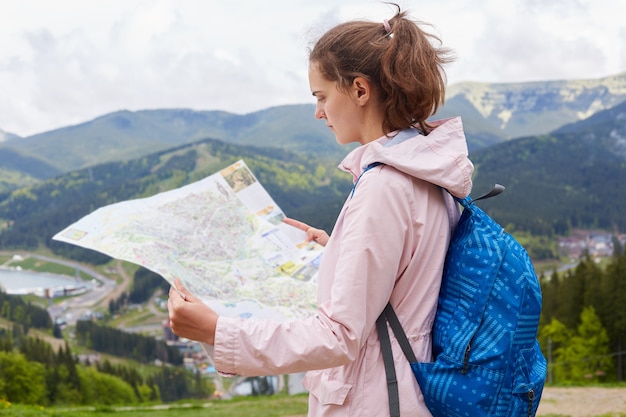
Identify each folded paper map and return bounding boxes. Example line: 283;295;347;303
53;160;322;320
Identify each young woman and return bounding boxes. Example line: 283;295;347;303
168;5;474;416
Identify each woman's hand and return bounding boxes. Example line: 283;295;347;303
283;217;330;247
167;278;218;345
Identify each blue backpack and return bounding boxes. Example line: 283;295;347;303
358;163;547;417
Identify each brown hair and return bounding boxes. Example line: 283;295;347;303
308;4;454;134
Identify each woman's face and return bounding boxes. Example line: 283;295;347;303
308;63;364;146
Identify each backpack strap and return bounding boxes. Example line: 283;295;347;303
350;162;383;198
381;304;417;363
376;309;401;417
377;303;418;417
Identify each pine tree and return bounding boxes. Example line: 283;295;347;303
539;317;572;383
539;270;559;325
565;306;613;382
541;307;613;383
601;249;626;380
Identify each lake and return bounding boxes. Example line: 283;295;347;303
0;268;91;298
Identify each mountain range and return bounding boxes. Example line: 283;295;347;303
443;71;626;143
0;71;626;260
1;72;625;190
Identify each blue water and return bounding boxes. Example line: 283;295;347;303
0;268;88;296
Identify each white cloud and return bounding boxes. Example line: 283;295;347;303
0;0;624;137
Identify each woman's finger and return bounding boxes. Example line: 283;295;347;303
171;278;191;301
283;217;310;232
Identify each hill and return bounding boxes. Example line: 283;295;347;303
0;105;346;194
0;138;353;261
3;105;343;172
0;147;61;199
469;100;626;235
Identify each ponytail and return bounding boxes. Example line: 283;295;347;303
309;4;454;134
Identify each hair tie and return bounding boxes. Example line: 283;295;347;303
383;19;391;34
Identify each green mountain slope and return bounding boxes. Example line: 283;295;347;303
0;148;62;195
0;138;352;262
470;100;626;235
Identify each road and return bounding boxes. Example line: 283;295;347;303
56;259;137;325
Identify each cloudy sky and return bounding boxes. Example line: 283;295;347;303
1;0;625;137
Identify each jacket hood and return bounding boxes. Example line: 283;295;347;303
339;117;474;198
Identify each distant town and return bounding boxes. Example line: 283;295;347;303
558;229;626;262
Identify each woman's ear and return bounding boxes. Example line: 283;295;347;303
352;77;372;105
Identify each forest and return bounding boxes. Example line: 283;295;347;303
0;293;211;406
539;247;626;383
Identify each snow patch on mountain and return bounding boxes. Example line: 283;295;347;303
447;72;626;130
577;99;605;120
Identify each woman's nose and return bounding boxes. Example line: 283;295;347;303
314;105;325;120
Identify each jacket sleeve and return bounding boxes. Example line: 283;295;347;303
212;165;416;376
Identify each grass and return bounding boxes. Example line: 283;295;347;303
0;251;95;281
3;395;626;417
12;258;90;279
0;395;308;417
3;384;626;417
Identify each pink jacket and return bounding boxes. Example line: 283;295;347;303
213;117;474;416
